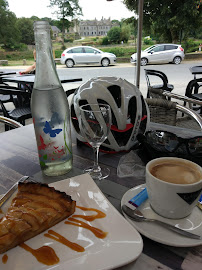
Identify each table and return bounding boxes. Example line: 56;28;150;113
2;74;82;86
189;66;202;79
0;124;202;270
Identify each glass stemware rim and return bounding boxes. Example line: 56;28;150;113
79;103;111;113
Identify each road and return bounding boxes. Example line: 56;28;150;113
1;60;201;98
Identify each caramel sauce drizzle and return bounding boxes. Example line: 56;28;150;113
65;217;108;239
1;206;107;265
44;230;84;252
19;243;59;266
2;254;8;264
74;206;106;221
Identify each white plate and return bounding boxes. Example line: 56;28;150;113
121;184;202;247
0;174;143;270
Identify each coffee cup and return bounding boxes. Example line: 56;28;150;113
146;157;202;219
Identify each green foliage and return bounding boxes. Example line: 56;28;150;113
107;27;121;44
120;24;131;43
182;39;202;53
0;50;34;60
123;0;202;43
0;1;20;50
102;37;109;45
64;37;74;43
143;37;154;45
101;47;135;57
122;17;138;39
16;18;35;45
55;50;63;58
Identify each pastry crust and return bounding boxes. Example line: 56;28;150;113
0;181;76;254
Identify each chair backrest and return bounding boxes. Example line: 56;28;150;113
148;87;202;106
145;98;202;131
146;98;177;125
185;78;202;97
0;116;23;129
0;87;31;108
145;69;169;88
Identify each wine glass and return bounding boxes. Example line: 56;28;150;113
79;103;112;180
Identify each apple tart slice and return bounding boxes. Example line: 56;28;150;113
0;181;76;254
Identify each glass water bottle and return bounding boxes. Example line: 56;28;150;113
31;21;72;176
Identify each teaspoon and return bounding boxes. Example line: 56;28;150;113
122;204;201;240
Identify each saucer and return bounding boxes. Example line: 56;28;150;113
121;184;202;247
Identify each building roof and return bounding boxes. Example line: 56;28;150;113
80;17;111;26
51;26;61;32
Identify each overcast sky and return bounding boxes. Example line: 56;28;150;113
7;0;135;21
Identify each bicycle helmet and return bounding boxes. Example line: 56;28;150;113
71;76;149;152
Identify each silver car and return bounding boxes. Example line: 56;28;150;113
131;44;185;66
60;46;116;68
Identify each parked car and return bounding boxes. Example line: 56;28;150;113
60;46;117;68
130;44;185;66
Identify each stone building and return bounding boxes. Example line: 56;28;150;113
67;19;80;34
51;26;61;38
79;17;117;37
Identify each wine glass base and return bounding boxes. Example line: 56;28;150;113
84;166;110;180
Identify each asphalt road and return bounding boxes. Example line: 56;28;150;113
1;59;201;98
0;60;201;133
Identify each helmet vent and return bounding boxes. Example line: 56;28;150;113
78;100;88;107
97;99;118;128
128;96;137;123
107;85;121;108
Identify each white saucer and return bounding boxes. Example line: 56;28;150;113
121;184;202;247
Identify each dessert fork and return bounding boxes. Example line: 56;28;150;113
0;176;29;208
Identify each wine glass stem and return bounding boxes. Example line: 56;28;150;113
93;146;101;171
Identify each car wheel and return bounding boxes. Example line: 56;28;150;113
101;58;110;67
173;56;181;65
141;58;148;66
65;59;74;68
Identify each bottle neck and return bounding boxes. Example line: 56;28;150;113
33;22;61;90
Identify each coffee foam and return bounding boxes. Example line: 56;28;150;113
150;160;201;184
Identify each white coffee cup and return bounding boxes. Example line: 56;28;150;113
146;157;202;219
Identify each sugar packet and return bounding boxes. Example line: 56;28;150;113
125;188;148;210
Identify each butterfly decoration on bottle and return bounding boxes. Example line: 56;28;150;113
43;121;62;137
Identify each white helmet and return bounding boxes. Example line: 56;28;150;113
71;76;149;152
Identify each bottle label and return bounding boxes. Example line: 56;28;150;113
34;112;72;167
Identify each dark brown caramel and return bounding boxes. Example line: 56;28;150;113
2;254;8;264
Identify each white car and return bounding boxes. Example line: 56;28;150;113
60;46;117;68
131;44;185;66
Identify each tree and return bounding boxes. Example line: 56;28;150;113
16;18;35;45
107;27;121;44
120;24;131;43
49;0;82;47
0;0;20;49
123;0;202;43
